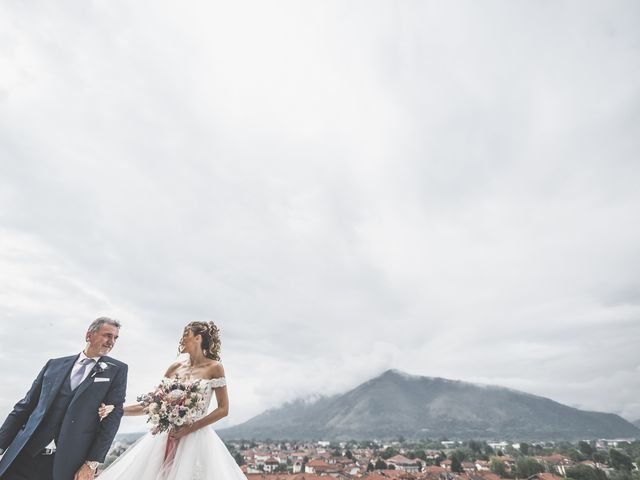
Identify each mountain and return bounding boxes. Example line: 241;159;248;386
634;419;640;428
219;370;640;441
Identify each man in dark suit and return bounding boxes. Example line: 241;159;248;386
0;317;128;480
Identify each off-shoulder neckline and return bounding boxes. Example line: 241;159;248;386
163;376;226;383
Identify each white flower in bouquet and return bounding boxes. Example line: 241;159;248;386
137;376;208;435
168;389;185;401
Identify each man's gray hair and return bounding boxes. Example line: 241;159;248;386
88;317;121;333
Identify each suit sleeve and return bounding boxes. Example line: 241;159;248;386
86;363;128;462
0;360;50;450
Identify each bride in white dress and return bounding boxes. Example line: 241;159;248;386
97;321;246;480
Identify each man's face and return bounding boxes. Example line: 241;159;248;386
85;323;119;357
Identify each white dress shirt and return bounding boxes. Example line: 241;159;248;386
69;351;100;386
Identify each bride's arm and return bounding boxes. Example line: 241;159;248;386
100;399;146;418
99;402;144;418
169;364;229;439
123;404;146;416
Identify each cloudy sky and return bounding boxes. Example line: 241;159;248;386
1;1;639;433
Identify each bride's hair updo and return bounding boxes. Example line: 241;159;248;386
186;321;221;361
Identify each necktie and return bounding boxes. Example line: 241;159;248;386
70;358;94;390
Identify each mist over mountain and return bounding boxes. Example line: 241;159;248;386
219;370;640;441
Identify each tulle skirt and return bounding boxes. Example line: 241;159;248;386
97;427;246;480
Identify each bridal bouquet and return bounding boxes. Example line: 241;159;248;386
137;377;208;435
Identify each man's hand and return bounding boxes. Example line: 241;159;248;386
73;463;95;480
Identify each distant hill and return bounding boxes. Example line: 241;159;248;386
219;369;640;441
633;419;640;429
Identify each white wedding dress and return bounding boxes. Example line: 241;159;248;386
98;377;246;480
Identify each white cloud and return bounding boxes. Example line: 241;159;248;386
1;0;639;432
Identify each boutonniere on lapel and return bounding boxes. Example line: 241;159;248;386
91;361;109;378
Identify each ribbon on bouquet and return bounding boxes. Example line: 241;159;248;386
160;436;180;479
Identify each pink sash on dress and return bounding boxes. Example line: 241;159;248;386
160;436;180;479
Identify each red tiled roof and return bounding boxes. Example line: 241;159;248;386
478;472;501;480
536;455;565;464
377;469;416;479
387;455;418;465
534;473;564;480
424;466;446;473
246;474;326;480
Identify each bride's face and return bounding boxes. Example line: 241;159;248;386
179;328;200;353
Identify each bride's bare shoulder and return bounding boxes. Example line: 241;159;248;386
163;361;185;378
205;361;225;380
